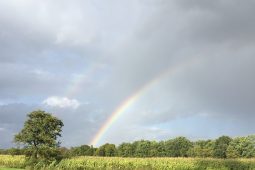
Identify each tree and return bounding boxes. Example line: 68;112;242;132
156;141;167;157
118;143;134;157
134;140;152;157
226;138;242;158
104;144;117;156
15;110;64;163
165;137;193;157
213;136;232;158
69;145;94;156
227;136;255;158
148;141;161;157
243;135;255;157
188;140;214;158
95;143;117;157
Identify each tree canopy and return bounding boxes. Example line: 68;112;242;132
7;111;255;160
15;110;64;163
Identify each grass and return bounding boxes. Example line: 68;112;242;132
2;155;255;169
0;168;24;170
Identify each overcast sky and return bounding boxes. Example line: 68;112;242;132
1;0;255;148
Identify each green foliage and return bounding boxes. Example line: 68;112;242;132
3;109;255;169
67;145;95;157
95;143;117;157
165;137;193;157
188;140;215;157
244;135;255;157
33;157;255;170
134;140;152;157
3;155;255;170
2;135;255;169
115;135;255;159
0;168;24;170
0;155;25;169
14;110;64;164
104;144;117;157
154;141;167;157
117;143;134;157
3;133;255;160
227;135;255;158
0;148;25;156
213;136;232;158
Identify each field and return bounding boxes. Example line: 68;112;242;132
0;155;24;169
0;168;24;170
1;155;255;170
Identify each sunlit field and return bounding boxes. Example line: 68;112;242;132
0;155;24;169
0;168;24;170
1;155;255;170
0;169;23;170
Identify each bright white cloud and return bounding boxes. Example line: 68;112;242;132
42;96;80;109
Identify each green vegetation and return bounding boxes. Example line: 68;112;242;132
66;135;255;159
0;168;24;170
2;137;255;170
1;110;255;169
14;110;64;166
0;167;24;170
0;155;25;169
2;155;255;170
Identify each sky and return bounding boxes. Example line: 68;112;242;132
1;0;255;148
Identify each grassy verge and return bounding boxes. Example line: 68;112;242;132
1;155;255;170
0;168;24;170
0;156;25;169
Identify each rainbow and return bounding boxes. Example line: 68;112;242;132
89;58;200;146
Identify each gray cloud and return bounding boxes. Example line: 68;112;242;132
0;103;37;148
1;0;255;147
0;102;106;148
175;0;255;45
98;0;255;142
42;103;106;147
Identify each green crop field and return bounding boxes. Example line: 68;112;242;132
0;168;24;170
0;155;24;169
1;155;255;170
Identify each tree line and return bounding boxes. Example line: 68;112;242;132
1;110;255;166
52;135;255;158
2;135;255;159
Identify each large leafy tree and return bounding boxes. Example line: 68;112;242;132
227;136;255;158
69;145;95;157
213;136;232;158
118;143;134;157
15;110;64;162
188;140;215;158
95;143;117;157
165;137;193;157
134;140;152;157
